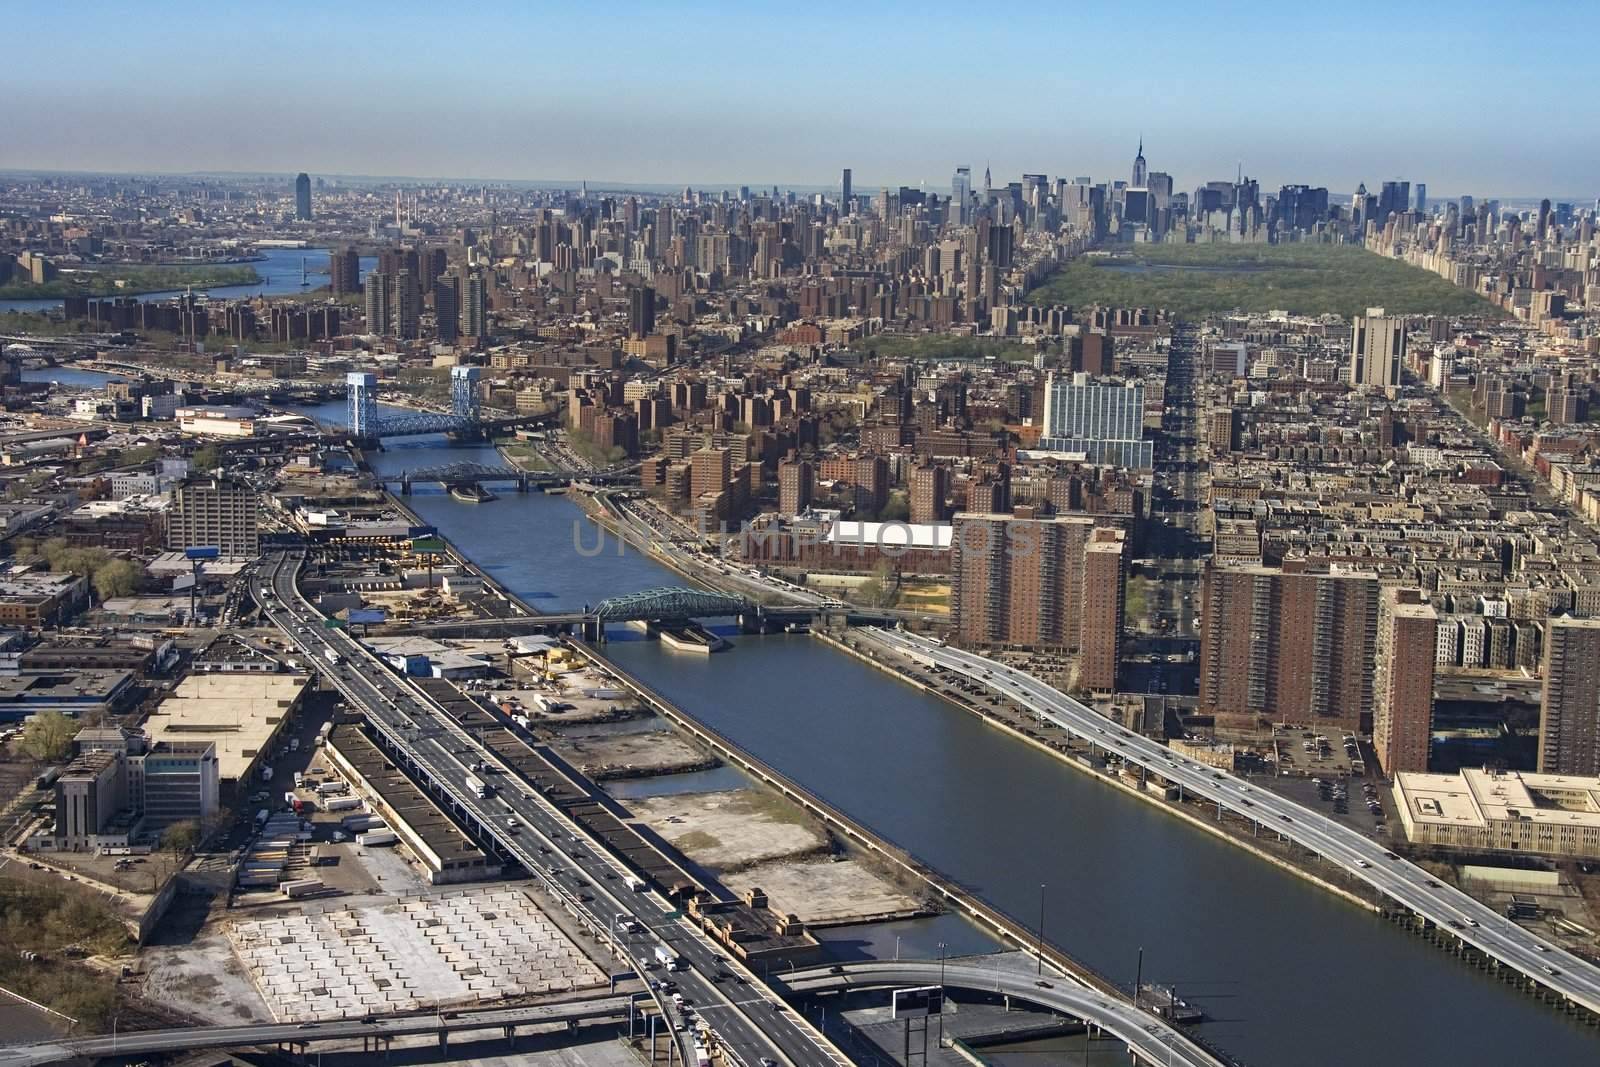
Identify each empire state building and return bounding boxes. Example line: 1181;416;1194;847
1131;137;1148;187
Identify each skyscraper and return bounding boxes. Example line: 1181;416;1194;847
461;270;488;344
629;285;656;340
294;172;312;220
433;273;459;344
1373;588;1438;775
1348;308;1406;389
327;246;360;295
840;168;852;212
951;166;971;225
1413;182;1427;215
1538;617;1600;776
1131;137;1147;188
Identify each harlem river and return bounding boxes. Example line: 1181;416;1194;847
324;423;1600;1067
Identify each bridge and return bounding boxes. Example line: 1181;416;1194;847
781;959;1226;1067
394;461;633;494
593;586;751;623
0;996;639;1067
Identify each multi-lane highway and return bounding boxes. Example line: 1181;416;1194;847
866;627;1600;1018
0;996;634;1067
259;549;848;1067
783;960;1218;1067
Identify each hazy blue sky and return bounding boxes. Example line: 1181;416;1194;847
5;0;1595;198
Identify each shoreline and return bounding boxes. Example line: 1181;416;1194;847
815;630;1384;916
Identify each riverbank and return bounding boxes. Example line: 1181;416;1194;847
0;264;261;300
819;629;1386;915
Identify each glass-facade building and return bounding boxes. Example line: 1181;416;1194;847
1039;373;1153;468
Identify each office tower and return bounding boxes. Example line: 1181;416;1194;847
1038;373;1153;468
841;168;852;212
629;284;656;339
909;463;950;524
1131;136;1147;188
460;270;488;343
1377;180;1409;225
1348;308;1406;389
778;457;813;516
1198;562;1379;730
167;478;260;557
433;274;459;344
952;166;971;224
328;246;360;295
1373;589;1439;775
950;514;1125;688
1538;618;1600;776
1414;182;1427;215
294;172;312;220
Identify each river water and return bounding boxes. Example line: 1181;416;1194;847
0;247;376;314
297;416;1600;1066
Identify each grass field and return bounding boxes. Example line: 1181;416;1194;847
1026;243;1503;319
0;264;260;300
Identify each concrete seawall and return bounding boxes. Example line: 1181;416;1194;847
819;630;1382;916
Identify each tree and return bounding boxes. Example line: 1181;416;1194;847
190;445;221;472
18;711;75;763
91;559;142;601
162;820;200;858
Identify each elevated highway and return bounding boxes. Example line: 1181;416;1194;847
259;550;850;1067
868;627;1600;1021
0;996;636;1067
782;960;1220;1067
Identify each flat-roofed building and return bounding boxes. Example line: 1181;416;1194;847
142;672;308;792
168;478;259;557
1394;769;1600;860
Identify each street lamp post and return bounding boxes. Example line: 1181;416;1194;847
1036;882;1047;975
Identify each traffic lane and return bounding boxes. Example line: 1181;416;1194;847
272;555;855;1063
883;632;1600;1004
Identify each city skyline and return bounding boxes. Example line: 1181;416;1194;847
5;0;1596;198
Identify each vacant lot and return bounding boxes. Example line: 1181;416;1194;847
1027;243;1503;319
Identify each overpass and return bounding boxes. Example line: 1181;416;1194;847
0;995;638;1067
781;959;1224;1067
869;628;1600;1022
259;552;851;1067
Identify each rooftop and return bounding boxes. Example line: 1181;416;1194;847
143;672;308;781
1395;769;1600;832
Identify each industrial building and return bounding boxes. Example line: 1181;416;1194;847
1393;768;1600;860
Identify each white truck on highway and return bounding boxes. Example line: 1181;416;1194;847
654;946;683;971
466;773;490;799
324;648;342;666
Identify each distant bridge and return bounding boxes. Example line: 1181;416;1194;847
592;586;752;623
394;462;633;494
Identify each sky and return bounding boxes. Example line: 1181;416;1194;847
4;0;1595;200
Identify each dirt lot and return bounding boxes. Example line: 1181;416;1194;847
544;729;715;780
722;858;923;926
628;789;825;873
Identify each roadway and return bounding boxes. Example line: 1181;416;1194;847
782;960;1218;1067
0;996;635;1067
864;627;1600;1018
259;550;848;1067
